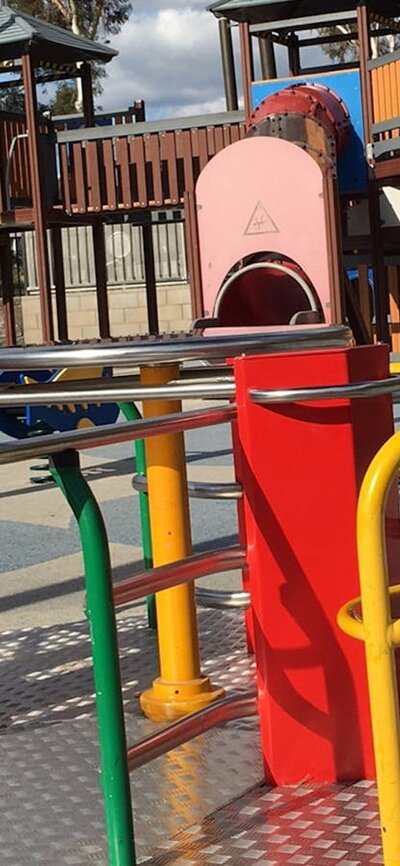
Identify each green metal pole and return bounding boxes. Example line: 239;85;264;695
119;402;156;629
50;450;136;866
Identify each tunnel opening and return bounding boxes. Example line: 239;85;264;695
214;254;324;327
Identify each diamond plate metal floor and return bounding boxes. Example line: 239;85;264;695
0;608;261;864
0;609;384;865
146;780;383;866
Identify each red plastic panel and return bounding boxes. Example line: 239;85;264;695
233;344;398;785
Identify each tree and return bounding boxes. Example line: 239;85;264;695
9;1;133;111
318;24;398;63
10;1;132;40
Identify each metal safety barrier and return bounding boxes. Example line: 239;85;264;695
0;326;355;866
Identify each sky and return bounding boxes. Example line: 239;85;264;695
101;1;233;119
100;2;325;120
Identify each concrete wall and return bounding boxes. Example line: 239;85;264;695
21;282;193;344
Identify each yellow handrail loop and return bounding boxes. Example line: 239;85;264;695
337;430;400;866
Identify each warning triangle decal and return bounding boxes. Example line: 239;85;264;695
244;200;279;236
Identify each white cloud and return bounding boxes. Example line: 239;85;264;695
99;4;325;119
101;5;230;118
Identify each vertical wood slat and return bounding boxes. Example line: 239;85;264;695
206;127;216;157
73;142;87;212
116;137;132;208
144;134;163;205
160;132;179;204
175;130;194;192
214;126;225;154
358;263;373;339
129;135;147;207
86;141;101;211
102;139;117;210
191;128;208;171
389;264;400;351
59;143;72;213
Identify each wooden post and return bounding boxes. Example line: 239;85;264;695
288;35;301;76
22;52;54;342
50;227;68;341
93;221;111;339
0;235;17;346
219;19;238;111
259;35;277;80
184;190;203;322
142;222;159;335
357;3;374;143
239;22;254;122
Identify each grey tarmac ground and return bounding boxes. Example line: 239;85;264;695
0;402;242;630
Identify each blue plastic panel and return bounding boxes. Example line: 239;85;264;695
252;70;367;193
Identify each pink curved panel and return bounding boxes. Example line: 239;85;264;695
195;137;333;324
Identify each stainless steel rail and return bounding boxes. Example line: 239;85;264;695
0;405;236;465
132;474;242;500
250;376;400;405
195;588;250;609
0;379;235;406
0;326;352;370
113;546;245;607
127;690;258;771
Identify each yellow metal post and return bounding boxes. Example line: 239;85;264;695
139;363;224;721
356;430;400;866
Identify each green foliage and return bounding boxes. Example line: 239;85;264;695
318;25;400;63
8;0;133;104
9;0;132;40
50;82;78;115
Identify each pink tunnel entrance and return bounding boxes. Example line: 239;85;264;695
214;256;323;327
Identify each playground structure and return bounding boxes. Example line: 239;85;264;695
5;2;400;866
1;0;400;347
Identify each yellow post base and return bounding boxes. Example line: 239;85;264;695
140;675;225;722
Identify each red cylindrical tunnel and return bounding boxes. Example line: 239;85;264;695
247;82;351;158
215;257;322;327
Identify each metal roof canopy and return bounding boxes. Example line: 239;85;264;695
0;2;117;65
208;0;400;25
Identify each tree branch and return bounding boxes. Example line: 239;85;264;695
47;0;70;21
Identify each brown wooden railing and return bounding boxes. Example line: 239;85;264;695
56;112;245;214
0;110;245;219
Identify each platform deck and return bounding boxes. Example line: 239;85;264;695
0;607;383;866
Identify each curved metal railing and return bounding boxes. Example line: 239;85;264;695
132;474;242;500
250;376;400;405
0;325;352;370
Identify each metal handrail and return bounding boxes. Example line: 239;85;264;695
250;375;400;404
132;474;242;500
113;546;246;607
127;690;257;771
337;430;400;866
0;405;236;466
196;588;250;609
0;326;352;370
0;379;235;407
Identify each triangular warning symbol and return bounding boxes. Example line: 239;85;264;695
244;200;279;235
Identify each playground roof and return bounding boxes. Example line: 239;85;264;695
208;0;400;24
0;3;117;65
